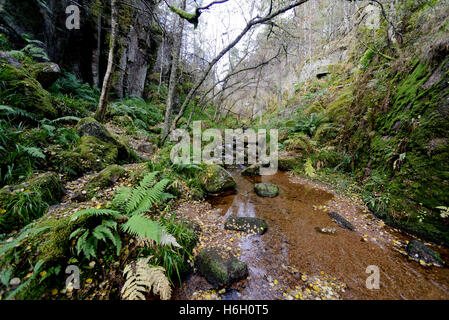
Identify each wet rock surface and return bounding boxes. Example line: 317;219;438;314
407;240;444;267
201;165;236;194
224;216;268;235
195;247;248;287
328;211;355;231
254;183;279;198
241;164;261;176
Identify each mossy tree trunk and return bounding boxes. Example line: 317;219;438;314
95;0;119;123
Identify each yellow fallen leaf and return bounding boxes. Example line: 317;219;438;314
86;278;93;284
51;289;58;296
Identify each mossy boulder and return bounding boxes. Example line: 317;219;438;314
0;62;57;118
29;62;61;89
224;215;268;235
195;247;248;287
75;117;133;162
201;165;236;194
278;157;300;171
241;164;261;176
53;135;119;177
254;183;279;198
84;165;126;199
406;240;444;267
328;212;355;231
0;172;64;233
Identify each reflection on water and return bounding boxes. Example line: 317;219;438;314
209;169;449;300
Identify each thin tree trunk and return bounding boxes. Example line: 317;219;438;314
161;0;187;144
161;0;310;145
95;0;119;123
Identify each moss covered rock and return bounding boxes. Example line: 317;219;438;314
74;136;119;172
29;62;61;89
75;117;133;162
0;172;63;233
254;183;279;198
84;165;126;199
241;164;261;176
278;157;299;171
201;165;236;194
224;215;268;235
195;247;248;287
0;62;57;118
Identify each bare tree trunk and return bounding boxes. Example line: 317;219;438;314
95;0;119;123
161;0;187;144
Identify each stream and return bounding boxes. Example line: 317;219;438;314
174;169;449;300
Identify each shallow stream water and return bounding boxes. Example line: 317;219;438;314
176;169;449;300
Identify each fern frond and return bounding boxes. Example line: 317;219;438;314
112;187;132;210
121;215;162;243
50;116;81;124
121;257;172;300
139;172;159;189
0;105;36;120
19;146;46;159
160;230;181;248
128;179;171;216
71;208;122;221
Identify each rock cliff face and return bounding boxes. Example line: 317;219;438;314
0;0;162;98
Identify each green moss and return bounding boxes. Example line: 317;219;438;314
0;62;57;118
85;165;126;198
75;136;118;171
0;172;64;233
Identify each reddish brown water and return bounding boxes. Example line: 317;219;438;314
180;170;449;300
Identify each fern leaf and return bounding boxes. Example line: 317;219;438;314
71;208;122;221
112;187;132;210
160;230;181;248
121;215;162;243
139;172;159;189
19;146;46;159
76;230;89;256
121;257;172;300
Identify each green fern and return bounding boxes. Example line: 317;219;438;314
121;215;163;243
0;105;37;120
69;172;176;260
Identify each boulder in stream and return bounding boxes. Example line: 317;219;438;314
201;165;236;195
224;215;268;235
406;240;444;267
328;212;355;231
254;183;279;198
241;164;261;176
195;247;248;287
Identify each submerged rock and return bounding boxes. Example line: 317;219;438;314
254;183;279;198
315;227;337;235
201;165;236;194
224;215;268;235
406;240;444;267
328;212;355;231
195;247;248;287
